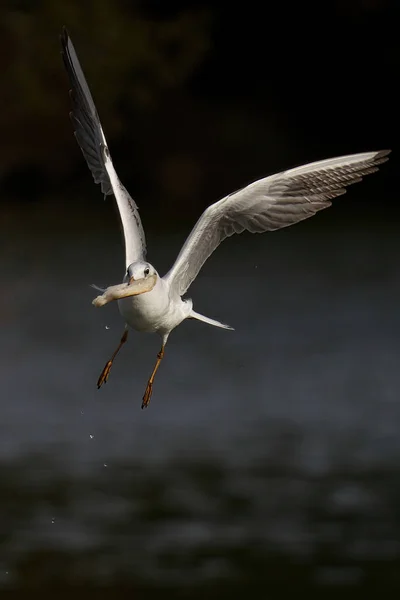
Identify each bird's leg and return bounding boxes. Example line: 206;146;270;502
97;328;128;388
141;344;165;409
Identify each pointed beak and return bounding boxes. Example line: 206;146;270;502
126;274;157;296
92;274;157;307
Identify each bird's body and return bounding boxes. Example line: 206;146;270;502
60;28;390;408
118;273;190;335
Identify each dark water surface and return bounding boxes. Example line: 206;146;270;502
1;203;400;594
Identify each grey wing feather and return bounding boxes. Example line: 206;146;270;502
164;150;390;296
61;28;110;195
60;27;146;266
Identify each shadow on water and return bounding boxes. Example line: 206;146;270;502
1;204;400;594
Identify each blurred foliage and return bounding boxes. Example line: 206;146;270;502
0;0;395;219
0;0;212;175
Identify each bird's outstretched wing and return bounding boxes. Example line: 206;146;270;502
164;150;390;296
60;27;146;267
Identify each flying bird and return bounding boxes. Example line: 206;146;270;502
60;27;390;408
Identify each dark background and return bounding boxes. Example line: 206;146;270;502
1;0;399;597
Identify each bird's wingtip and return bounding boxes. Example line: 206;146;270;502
60;26;67;43
375;149;391;161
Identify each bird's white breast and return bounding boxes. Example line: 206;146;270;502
118;276;190;334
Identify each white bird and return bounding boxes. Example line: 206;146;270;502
60;28;390;409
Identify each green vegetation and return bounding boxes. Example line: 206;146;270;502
1;1;211;175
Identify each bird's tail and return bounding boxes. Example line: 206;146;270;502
190;310;234;330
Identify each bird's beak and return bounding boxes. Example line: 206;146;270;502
92;274;157;307
127;273;157;296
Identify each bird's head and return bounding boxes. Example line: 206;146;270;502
126;261;157;285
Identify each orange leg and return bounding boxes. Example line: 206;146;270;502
97;328;128;388
141;344;165;409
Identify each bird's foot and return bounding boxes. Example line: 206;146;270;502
141;381;153;409
97;360;113;388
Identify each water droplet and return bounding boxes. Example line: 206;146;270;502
80;410;84;415
51;517;55;524
103;463;108;468
105;325;110;330
89;434;94;439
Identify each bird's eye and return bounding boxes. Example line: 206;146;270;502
144;268;150;276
